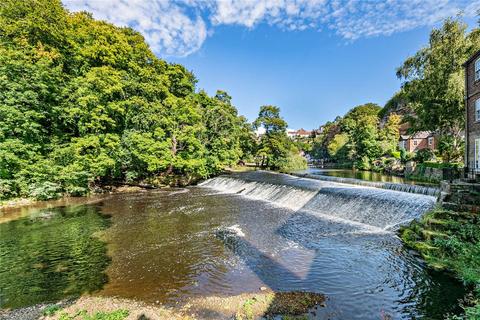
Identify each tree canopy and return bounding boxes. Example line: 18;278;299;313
0;0;254;200
397;18;480;161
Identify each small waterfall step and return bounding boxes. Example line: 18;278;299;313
291;172;440;197
200;171;436;230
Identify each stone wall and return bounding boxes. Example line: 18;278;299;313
440;180;480;212
404;162;443;181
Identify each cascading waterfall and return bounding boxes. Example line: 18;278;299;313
199;171;436;231
199;176;318;211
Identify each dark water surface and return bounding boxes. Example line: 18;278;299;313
0;172;465;319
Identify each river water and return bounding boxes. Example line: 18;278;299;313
0;171;465;319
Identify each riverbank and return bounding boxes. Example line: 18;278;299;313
399;207;480;319
0;185;147;213
0;291;326;320
0;168;256;212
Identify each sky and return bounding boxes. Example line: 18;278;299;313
63;0;480;129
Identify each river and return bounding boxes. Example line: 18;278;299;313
0;171;465;319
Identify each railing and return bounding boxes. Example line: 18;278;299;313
463;161;480;181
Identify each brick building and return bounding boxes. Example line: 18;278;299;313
464;50;480;171
399;131;436;152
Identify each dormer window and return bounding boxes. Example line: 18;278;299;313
476;98;480;121
476;58;480;81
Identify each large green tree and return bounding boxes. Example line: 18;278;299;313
397;19;480;162
340;103;382;166
0;0;253;200
253;105;306;171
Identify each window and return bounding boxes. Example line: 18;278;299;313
476;58;480;81
413;140;418;146
475;138;480;171
428;137;433;146
476;99;480;122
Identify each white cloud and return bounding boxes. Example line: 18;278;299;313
63;0;207;57
62;0;480;57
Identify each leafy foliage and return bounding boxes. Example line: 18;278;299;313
397;19;480;162
58;309;129;320
253;106;306;171
0;0;254;200
401;208;480;319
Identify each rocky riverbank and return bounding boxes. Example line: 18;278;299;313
0;291;327;320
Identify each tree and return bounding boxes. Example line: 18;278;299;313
327;133;349;160
379;114;401;155
198;90;243;173
253;105;305;171
310;121;341;160
397;18;480;162
254;105;288;168
0;0;255;199
340;103;382;165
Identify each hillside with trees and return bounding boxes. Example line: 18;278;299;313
0;0;307;202
311;18;480;174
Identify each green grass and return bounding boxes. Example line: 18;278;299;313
58;309;129;320
42;305;62;316
400;208;480;319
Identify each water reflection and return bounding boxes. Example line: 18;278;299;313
0;174;465;318
0;205;110;308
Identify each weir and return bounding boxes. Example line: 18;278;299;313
292;172;440;197
200;171;436;230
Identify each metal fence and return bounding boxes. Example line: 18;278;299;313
464;161;479;181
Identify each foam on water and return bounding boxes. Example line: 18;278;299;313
200;172;436;230
199;176;317;211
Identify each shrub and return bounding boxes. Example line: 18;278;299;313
42;305;61;316
355;156;371;170
414;148;435;163
278;152;307;172
29;182;63;200
391;151;401;159
0;179;19;200
400;149;414;163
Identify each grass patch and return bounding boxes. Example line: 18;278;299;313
233;291;325;320
400;207;480;319
57;309;129;320
43;305;62;316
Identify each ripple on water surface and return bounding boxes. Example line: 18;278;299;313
0;172;466;319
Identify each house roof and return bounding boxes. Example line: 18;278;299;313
400;131;433;140
463;50;480;67
296;128;311;135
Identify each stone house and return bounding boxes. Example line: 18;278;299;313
399;131;436;153
464;50;480;171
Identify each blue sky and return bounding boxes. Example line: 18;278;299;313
63;0;479;129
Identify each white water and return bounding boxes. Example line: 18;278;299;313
200;172;436;231
297;173;440;197
199;176;318;211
